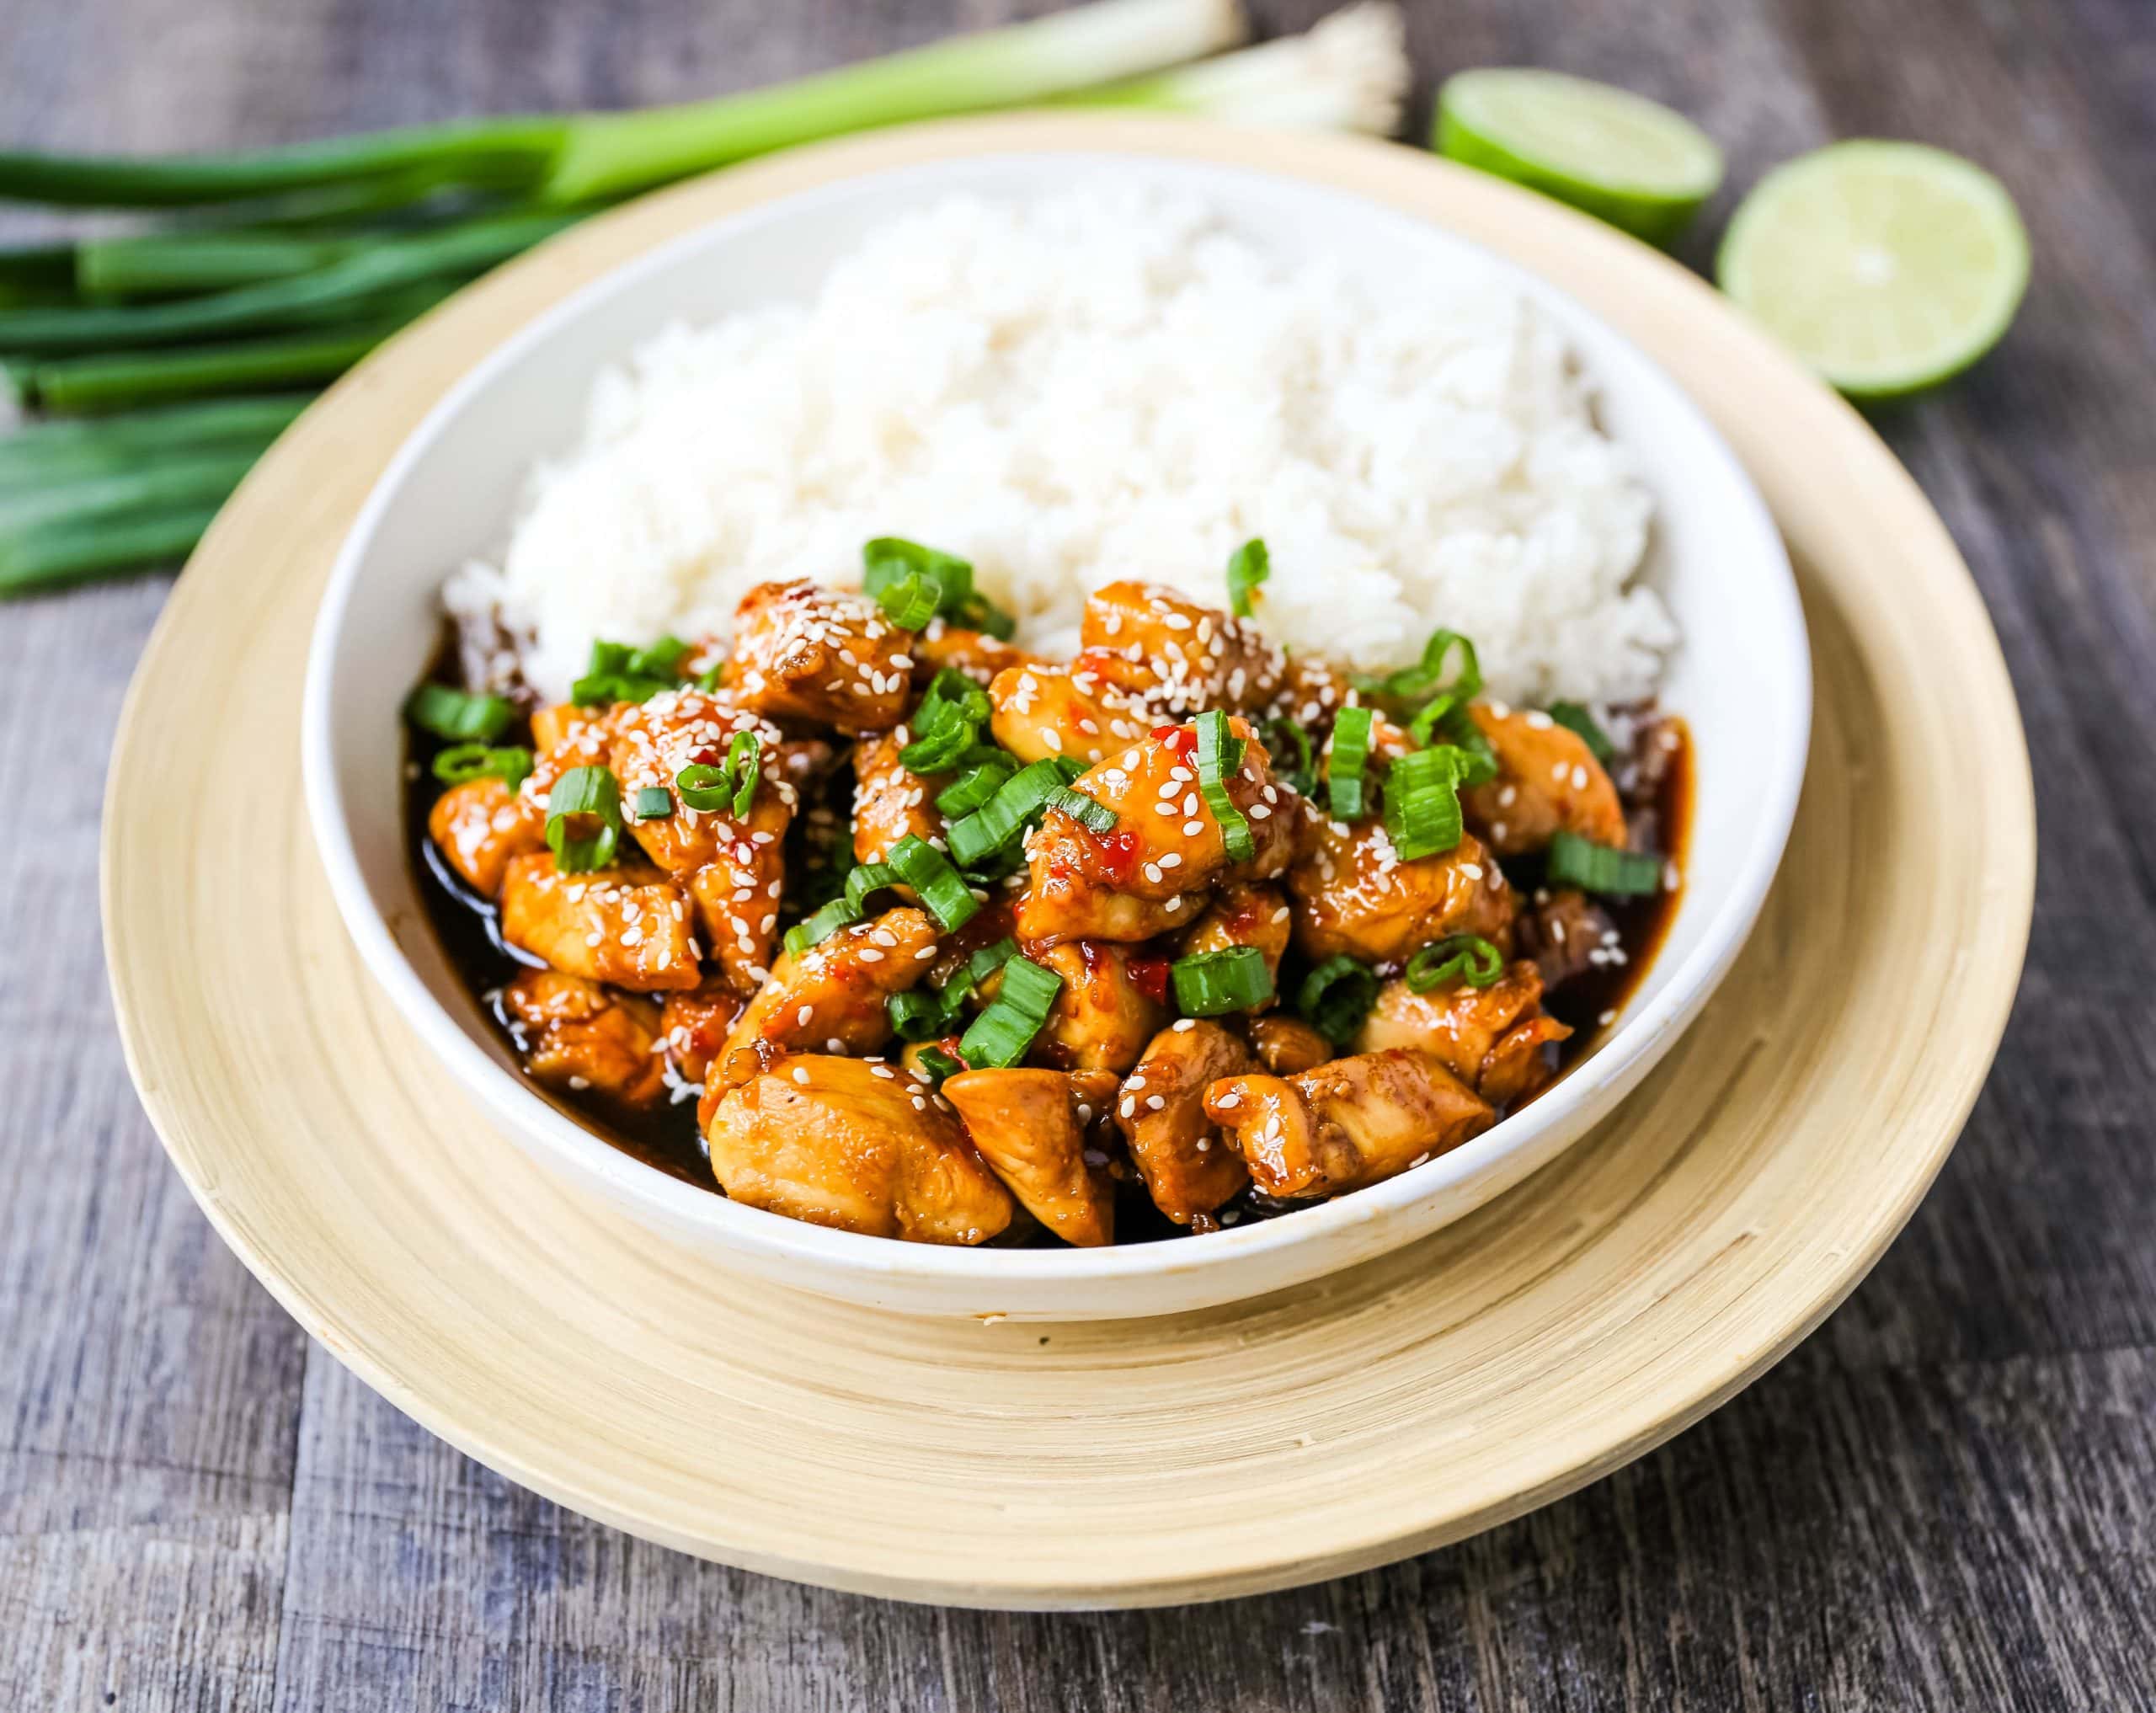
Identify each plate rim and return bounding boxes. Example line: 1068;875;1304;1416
102;112;2035;1608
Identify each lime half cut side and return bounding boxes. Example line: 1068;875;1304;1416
1436;68;1724;247
1717;141;2031;401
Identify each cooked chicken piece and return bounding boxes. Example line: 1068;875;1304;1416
1247;1014;1335;1075
987;660;1154;769
728;579;912;733
910;621;1036;688
427;777;545;899
718;907;940;1071
499;852;702;992
598;690;797;991
659;980;748;1085
529;701;610;758
1460;703;1627;857
1114;1020;1252;1225
705;1055;1014;1243
942;1068;1118;1246
501;970;668;1109
1020;718;1302;946
1012;866;1207;947
851;731;948;870
1513;889;1620;991
1029;942;1171;1075
1077;580;1285;713
1203;1049;1494;1199
1176;882;1293;1003
1356;961;1572;1105
1288;824;1514;966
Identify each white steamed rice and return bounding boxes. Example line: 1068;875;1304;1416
446;184;1674;706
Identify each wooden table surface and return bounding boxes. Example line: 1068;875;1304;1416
5;0;2152;1707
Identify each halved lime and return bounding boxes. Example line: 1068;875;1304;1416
1717;141;2030;400
1436;68;1724;247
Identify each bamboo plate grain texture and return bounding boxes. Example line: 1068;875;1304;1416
103;115;2033;1610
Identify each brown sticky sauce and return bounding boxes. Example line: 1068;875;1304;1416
408;689;1691;1243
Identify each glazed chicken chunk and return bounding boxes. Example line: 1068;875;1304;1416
1028;942;1171;1075
1246;1014;1336;1075
704;1055;1014;1243
427;777;544;899
851;730;947;871
1203;1049;1495;1199
942;1068;1120;1246
1460;703;1628;856
987;660;1153;769
1356;960;1572;1106
1289;824;1514;967
728;579;913;733
908;621;1035;688
1077;580;1285;714
718;906;940;1073
499;852;702;992
1114;1020;1252;1225
659;980;748;1085
502;970;668;1109
1176;882;1293;1003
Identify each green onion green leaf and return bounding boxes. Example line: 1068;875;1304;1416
632;785;674;821
430;742;533;794
1327;705;1374;819
1195;708;1256;863
1171;946;1275;1016
958;953;1063;1070
405;681;514;744
887;834;980;932
1225;536;1269;618
1545;700;1615;762
544;765;622;874
1046;784;1117;835
1403;934;1506;992
1297;955;1379;1048
1547;830;1663;896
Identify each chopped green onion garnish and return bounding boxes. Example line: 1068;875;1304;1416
887;834;980;932
1225;536;1269;618
1547;830;1663;896
1171;946;1274;1016
843;862;901;915
1046;784;1117;835
1361;627;1482;706
887;988;953;1042
1297;956;1379;1048
862;537;1016;639
936;755;1017;817
1382;744;1469;862
405;681;514;744
958;953;1063;1070
1194;709;1256;863
570;636;685;705
946;757;1070;867
782;897;862;958
1545;700;1615;762
961;937;1019;986
1403;935;1506;991
693;663;725;692
675;763;733;814
723;729;760;818
914;1045;967;1086
1328;705;1374;819
431;742;533;794
899;670;993;772
544;765;622;874
632;785;674;821
1422;703;1501;785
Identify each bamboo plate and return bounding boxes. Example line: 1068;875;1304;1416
103;115;2034;1609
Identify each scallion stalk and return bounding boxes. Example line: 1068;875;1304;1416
0;448;258;534
0;211;574;355
0;395;307;494
0;0;1249;211
0;504;219;596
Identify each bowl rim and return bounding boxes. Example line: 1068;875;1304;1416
302;146;1812;1292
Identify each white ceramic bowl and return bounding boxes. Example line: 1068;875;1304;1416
304;148;1809;1320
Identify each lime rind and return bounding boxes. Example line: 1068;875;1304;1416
1716;140;2031;401
1436;68;1724;247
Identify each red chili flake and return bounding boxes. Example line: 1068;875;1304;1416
1126;955;1173;1006
1152;723;1198;761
